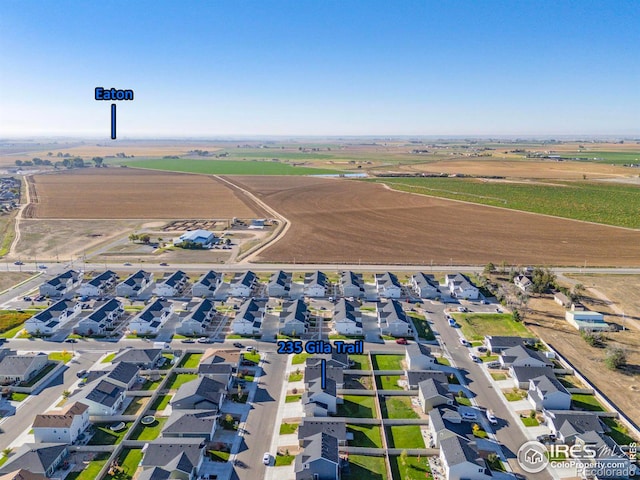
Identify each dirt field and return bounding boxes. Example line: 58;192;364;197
25;169;265;219
525;294;640;427
227;176;640;266
0;272;35;292
396;159;635;179
566;275;640;320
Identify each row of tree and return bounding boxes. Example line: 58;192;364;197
15;156;104;168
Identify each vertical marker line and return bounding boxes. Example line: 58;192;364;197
321;359;326;390
111;103;117;139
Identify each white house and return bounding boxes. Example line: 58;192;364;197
445;273;479;300
115;270;153;297
174;229;216;247
68;379;125;416
153;270;188;297
128;299;173;335
25;300;82;335
418;378;454;413
304;271;328;298
228;271;256;297
340;271;365;298
268;270;292;297
280;299;309;337
528;373;571;411
77;271;117;297
565;310;608;331
39;270;82;298
333;298;362;335
411;272;440;298
75;298;124;336
514;275;533;293
377;300;411;337
176;299;216;336
33;402;90;444
294;432;340;480
303;378;338;416
231;299;265;335
375;272;402;298
439;434;493;480
499;345;551;369
405;343;436;370
191;270;222;298
0;353;49;384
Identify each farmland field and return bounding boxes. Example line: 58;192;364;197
25;168;264;219
119;158;343;175
371;178;640;228
227;176;640;266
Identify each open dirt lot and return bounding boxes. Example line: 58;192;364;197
227;176;640;266
25;168;265;219
525;294;640;427
0;272;35;291
566;274;640;321
397;159;635;179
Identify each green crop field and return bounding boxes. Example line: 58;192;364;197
566;151;640;164
119;158;342;175
372;178;640;228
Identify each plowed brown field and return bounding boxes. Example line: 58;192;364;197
26;169;265;219
227;176;640;266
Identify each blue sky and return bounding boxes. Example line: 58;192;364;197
1;1;638;137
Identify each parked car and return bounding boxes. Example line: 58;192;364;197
65;338;78;343
181;338;195;344
477;346;488;353
233;342;244;348
461;411;477;421
38;264;47;269
459;338;470;347
395;338;408;345
457;306;467;312
448;318;457;327
245;346;255;352
469;353;480;362
480;299;489;304
197;337;210;344
34;295;44;301
76;370;87;378
486;361;501;368
22;296;31;301
262;452;270;465
241;360;257;367
486;410;498;425
13;261;24;265
124;262;132;266
160;262;169;266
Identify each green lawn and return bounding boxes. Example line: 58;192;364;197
603;418;637;445
571;394;605;412
275;454;296;466
408;313;435;341
101;353;116;363
344;454;387;480
121;158;341;175
455;395;471;407
349;354;371;370
88;422;133;445
123;398;145;415
150;394;172;411
480;355;499;363
209;450;230;462
436;356;451;366
141;376;165;391
19;363;56;387
390;455;432;480
65;453;110;480
166;373;198;390
10;392;28;402
347;424;383;448
371;354;404;371
522;417;540;427
504;389;528;401
292;353;311;364
453;313;533;341
48;351;73;363
129;417;167;441
387;425;425;449
491;373;507;381
288;371;303;382
376;375;402;390
337;395;377;418
279;422;299;435
0;310;31;337
285;394;302;403
178;353;202;368
243;351;261;364
380;396;419;419
373;177;640;228
104;448;143;480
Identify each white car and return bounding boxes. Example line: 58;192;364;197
262;452;270;465
486;410;498;425
457;306;467;312
461;411;477;421
469;353;480;362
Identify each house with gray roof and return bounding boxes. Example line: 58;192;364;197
499;345;551;369
191;270;222;298
25;300;81;335
75;298;124;336
514;275;533;293
280;299;309;336
405;343;436;371
140;439;204;480
298;419;347;447
171;376;227;412
176;299;215;336
38;270;82;298
115;270;153;297
128;299;173;335
153;270;188;297
77;270;117;297
0;469;48;480
574;432;632;480
411;272;440;298
231;299;265;335
0;353;49;384
406;370;448;390
111;348;163;369
306;350;352;369
510;365;554;389
418;378;454;412
528;373;571;411
445;273;479;300
302;378;338;416
294;432;340;480
197;362;234;382
439;435;493;480
484;335;534;353
68;378;125;416
428;406;463;448
305;363;344;389
333;298;362;336
0;444;68;478
544;410;605;444
227;271;256;297
375;272;402;298
136;467;171;480
377;300;411;337
32;402;89;444
268;270;292;297
161;409;217;440
340;271;364;298
304;271;328;298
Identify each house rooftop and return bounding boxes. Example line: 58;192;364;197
0;444;67;477
32;402;89;428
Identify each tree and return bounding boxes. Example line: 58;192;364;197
1;448;12;458
14;160;22;166
92;156;104;167
531;267;556;293
483;262;495;275
604;347;626;370
140;234;151;244
529;410;536;419
62;390;71;399
572;283;585;301
128;233;139;243
512;310;522;322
